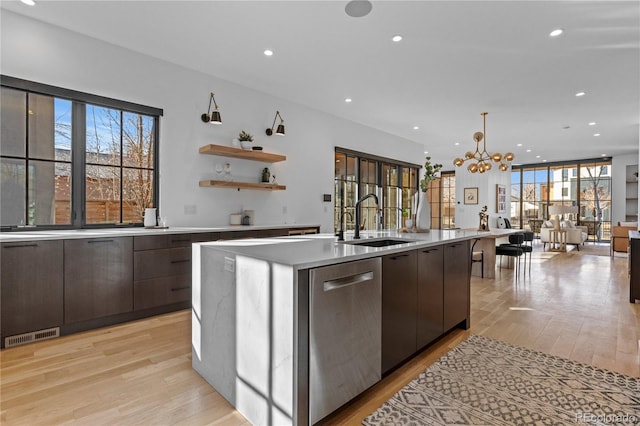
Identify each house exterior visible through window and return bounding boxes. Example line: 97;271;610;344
427;171;455;229
0;76;161;229
511;158;612;240
334;149;419;233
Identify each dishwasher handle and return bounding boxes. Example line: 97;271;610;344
324;271;374;292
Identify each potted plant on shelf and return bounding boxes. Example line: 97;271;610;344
238;130;254;149
416;155;443;231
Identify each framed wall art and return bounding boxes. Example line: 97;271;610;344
496;184;507;214
464;187;478;205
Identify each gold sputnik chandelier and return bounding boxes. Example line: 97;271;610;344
453;112;514;173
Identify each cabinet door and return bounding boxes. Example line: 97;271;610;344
134;275;191;310
630;238;640;303
382;250;417;374
443;241;470;331
417;246;444;349
64;237;133;324
1;240;64;339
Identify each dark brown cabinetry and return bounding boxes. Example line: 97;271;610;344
1;240;64;344
630;234;640;303
382;250;417;374
0;225;319;347
443;241;470;331
381;242;470;374
64;237;133;324
133;233;214;311
417;246;444;349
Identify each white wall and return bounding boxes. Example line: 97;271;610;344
454;166;511;229
612;153;638;225
1;11;424;233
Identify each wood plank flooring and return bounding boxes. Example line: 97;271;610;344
1;242;638;425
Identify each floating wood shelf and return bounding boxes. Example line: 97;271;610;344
199;144;286;163
199;180;286;191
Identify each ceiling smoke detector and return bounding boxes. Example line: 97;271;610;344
345;0;372;18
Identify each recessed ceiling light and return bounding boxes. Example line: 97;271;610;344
588;122;596;126
264;49;273;56
517;143;523;147
575;91;586;97
594;133;600;136
20;0;35;5
392;35;403;42
344;98;352;103
549;29;563;37
424;151;428;154
601;154;607;157
526;149;532;153
543;159;547;162
455;142;460;146
413;126;419;130
536;155;541;158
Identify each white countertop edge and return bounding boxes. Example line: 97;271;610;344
0;223;320;243
196;230;487;269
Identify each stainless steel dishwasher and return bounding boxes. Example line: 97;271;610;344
308;257;382;424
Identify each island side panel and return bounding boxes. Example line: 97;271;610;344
192;245;297;426
192;246;237;402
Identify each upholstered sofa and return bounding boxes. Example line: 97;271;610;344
540;220;588;251
611;221;638;254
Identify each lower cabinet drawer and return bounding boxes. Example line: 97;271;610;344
134;247;191;281
134;276;191;311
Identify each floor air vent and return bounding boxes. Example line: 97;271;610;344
5;327;60;348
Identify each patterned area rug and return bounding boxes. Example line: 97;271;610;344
363;335;640;425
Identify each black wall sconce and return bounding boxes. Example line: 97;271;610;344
201;92;222;124
265;111;285;136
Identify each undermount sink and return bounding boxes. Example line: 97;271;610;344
343;238;413;247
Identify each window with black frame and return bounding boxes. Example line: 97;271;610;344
511;158;611;240
0;76;161;229
334;149;419;233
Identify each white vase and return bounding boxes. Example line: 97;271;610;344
144;208;157;227
415;191;431;230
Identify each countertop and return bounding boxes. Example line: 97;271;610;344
0;223;320;243
196;229;490;270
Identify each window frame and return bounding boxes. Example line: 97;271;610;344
334;147;419;233
1;75;162;230
511;157;612;239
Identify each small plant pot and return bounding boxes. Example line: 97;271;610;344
240;141;252;150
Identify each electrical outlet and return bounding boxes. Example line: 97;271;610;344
184;205;197;215
224;257;235;273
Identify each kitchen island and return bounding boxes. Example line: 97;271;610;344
192;229;486;426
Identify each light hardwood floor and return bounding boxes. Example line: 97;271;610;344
1;243;638;425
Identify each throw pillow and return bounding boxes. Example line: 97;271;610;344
543;220;554;228
562;220;575;228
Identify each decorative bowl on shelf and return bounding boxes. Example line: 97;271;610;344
252;146;263;151
240;141;252;150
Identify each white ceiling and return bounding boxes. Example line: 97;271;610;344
2;0;639;168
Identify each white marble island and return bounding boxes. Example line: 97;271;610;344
192;229;485;426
